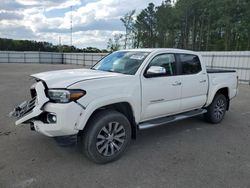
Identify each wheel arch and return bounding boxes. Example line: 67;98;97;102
208;87;230;110
216;87;230;110
79;102;137;139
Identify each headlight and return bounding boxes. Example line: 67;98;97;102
47;89;86;103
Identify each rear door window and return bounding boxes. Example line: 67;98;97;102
179;54;202;75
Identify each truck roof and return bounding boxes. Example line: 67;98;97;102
119;48;197;54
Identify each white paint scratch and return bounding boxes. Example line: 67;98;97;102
241;111;250;115
13;178;36;188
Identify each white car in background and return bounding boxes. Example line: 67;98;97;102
10;48;238;163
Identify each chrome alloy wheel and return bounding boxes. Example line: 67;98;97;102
96;122;126;157
214;98;226;120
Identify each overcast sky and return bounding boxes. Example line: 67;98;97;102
0;0;163;49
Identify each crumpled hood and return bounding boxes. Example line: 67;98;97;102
31;68;122;88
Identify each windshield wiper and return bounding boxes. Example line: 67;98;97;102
106;70;116;73
92;69;121;74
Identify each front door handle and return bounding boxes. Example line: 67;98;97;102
200;80;207;83
172;81;182;86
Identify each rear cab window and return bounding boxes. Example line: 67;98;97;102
179;54;202;75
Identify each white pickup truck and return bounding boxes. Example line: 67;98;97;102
10;48;238;163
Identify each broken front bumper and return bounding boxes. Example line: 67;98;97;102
10;82;49;125
10;82;83;137
32;102;82;137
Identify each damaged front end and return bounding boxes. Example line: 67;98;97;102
9;81;49;125
9;79;83;137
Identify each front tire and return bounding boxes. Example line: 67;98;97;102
205;94;227;124
82;110;131;164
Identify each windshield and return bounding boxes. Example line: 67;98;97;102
92;51;149;75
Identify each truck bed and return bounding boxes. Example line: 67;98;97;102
206;68;238;108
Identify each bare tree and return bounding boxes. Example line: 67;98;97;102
107;34;123;52
120;10;136;49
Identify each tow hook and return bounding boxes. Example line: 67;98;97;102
30;122;35;131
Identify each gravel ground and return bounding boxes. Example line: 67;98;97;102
0;63;250;188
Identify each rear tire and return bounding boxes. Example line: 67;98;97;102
82;110;131;164
205;94;227;124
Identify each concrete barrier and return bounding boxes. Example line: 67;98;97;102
0;51;249;84
0;51;63;64
200;51;250;84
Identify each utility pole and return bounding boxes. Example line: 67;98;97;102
70;6;73;52
58;36;61;52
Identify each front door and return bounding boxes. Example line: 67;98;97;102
141;53;182;121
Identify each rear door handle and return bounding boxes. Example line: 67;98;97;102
172;81;182;86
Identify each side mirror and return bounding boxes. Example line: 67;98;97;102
145;66;166;77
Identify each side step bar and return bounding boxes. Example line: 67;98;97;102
138;109;207;130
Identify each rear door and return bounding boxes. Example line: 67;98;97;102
177;54;208;112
